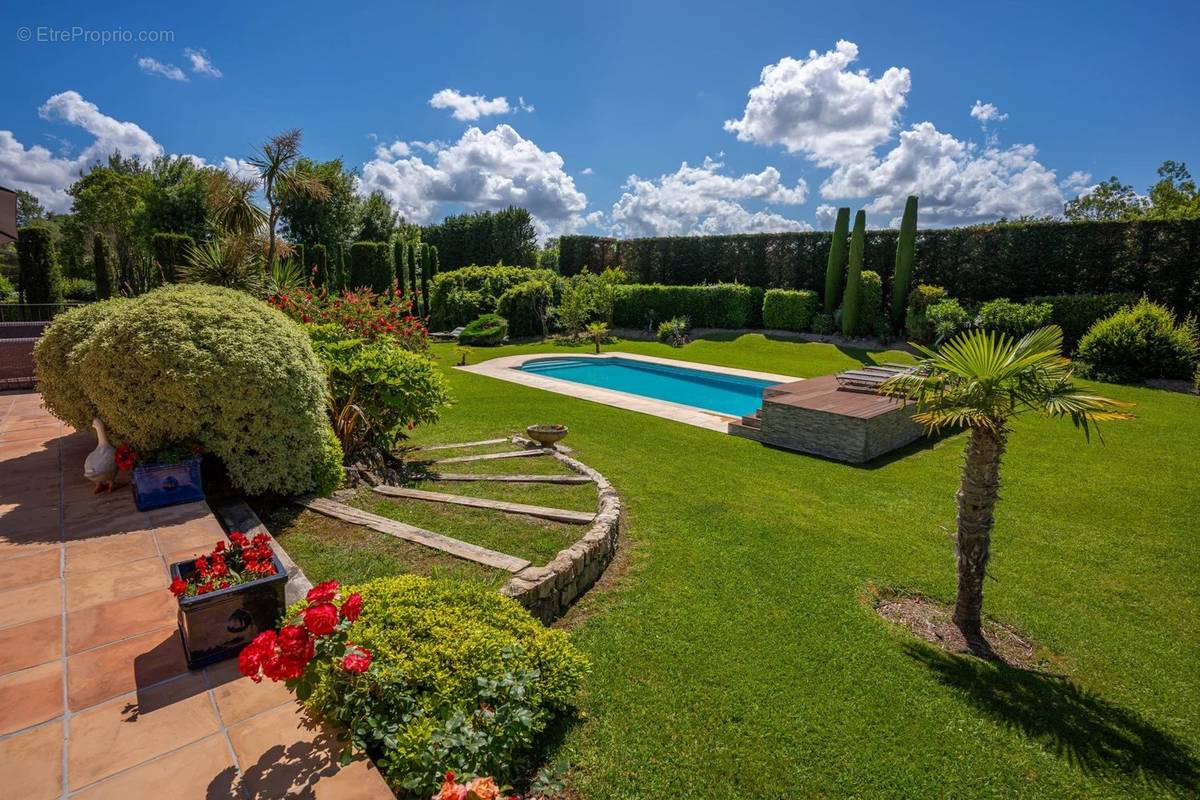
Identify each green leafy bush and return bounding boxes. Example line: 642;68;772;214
843;270;884;337
60;277;96;302
927;298;970;341
555;268;624;334
656;316;690;347
0;274;15;300
497;279;553;338
611;283;762;329
308;325;450;455
429;266;558;329
762;289;818;332
1076;298;1200;383
459;313;508;346
975;298;1053;338
16;225;62;303
36;284;342;495
905;284;947;342
1027;293;1139;350
810;311;836;335
300;575;588;796
348;241;394;293
151;232;195;283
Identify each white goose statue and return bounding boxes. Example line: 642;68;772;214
84;418;118;493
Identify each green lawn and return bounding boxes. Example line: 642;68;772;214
324;333;1200;798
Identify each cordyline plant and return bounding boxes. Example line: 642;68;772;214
881;326;1133;647
168;531;278;598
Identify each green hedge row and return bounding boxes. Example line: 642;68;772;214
611;283;763;329
559;218;1200;316
762;289;818;332
429;265;559;329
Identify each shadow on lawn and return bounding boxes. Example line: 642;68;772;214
904;642;1200;794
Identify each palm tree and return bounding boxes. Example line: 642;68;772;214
881;326;1132;646
246;129;329;267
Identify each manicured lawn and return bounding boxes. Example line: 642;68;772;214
284;332;1198;798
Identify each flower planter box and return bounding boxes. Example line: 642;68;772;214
133;456;204;512
170;552;288;669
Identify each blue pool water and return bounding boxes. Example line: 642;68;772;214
519;357;776;417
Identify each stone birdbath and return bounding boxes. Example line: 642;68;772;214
526;424;568;447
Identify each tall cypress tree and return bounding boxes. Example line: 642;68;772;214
92;234;115;300
841;210;867;337
311;244;328;287
16;226;62;304
890;196;919;331
394;240;408;296
408;243;421;299
823;208;850;313
420;244;436;317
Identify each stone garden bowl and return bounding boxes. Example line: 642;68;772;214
526;424;568;447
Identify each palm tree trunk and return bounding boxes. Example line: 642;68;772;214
953;426;1006;641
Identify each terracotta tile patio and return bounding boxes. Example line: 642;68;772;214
0;390;395;799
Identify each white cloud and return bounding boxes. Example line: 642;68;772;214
518;96;535;113
724;40;911;167
814;204;839;230
429;89;524;121
0;91;164;211
820;122;1064;226
608;156;810;237
137;56;187;81
184;48;222;78
1063;170;1092;192
359;124;589;237
969;100;1007;126
580;167;594;176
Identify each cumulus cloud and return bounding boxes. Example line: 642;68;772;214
580;167;594;176
184;48;222;78
0;91;164;211
137;56;187;81
359;124;588;237
608;156;810;237
429;89;530;121
969;100;1007;126
724;40;910;167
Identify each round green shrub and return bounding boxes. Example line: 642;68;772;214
302;575;588;794
40;284;342;495
927;298;970;341
1076;298;1199;383
975;298;1052;338
458;313;508;346
905;284;948;342
810;311;836;335
35;299;128;430
429;266;557;329
762;289;818;332
60;277;97;302
497;279;553;338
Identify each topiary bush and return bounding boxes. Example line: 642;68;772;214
975;298;1053;338
429;266;558;329
298;575;589;796
497;279;553;338
349;241;394;293
36;284;343;495
762;289;818;332
810;311;836;335
1026;293;1139;351
458;313;508;346
858;270;885;337
905;284;948;342
1076;298;1200;383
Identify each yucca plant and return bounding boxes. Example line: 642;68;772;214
881;326;1133;646
180;238;266;295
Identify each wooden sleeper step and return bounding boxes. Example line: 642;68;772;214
372;485;595;525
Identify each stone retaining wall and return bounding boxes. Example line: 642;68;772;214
500;451;621;623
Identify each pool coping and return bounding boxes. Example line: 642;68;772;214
456;352;801;433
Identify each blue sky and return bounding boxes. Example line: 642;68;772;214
2;0;1197;236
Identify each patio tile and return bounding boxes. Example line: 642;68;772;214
227;702;393;799
71;733;238;800
0;546;59;592
0;578;63;628
66;531;158;572
67;671;219;790
207;657;295;726
63;509;152;542
155;519;227;557
0;720;63;800
67;626;188;711
65;556;167;612
67;589;178;654
0;660;64;735
0;538;59;562
0;502;60;544
0;614;63;676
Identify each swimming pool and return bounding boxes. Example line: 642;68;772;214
519;356;776;417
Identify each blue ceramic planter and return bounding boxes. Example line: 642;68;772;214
132;456;204;511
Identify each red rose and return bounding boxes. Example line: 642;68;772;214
303;603;339;636
169;578;187;597
340;593;363;622
213;540;226;553
341;645;372;674
238;631;276;682
252;532;271;547
276;625;313;662
306;580;340;603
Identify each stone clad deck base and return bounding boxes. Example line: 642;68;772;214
0;391;394;800
732;375;925;463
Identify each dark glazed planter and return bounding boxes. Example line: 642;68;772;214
133;457;205;512
170;552;287;669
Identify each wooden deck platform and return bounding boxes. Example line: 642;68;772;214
762;375;910;419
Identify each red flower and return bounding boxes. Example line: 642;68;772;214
238;631;276;682
277;624;314;663
114;444;137;471
303;602;339;636
340;593;363;622
252;532;271;547
341;645;372;674
306;580;340;603
229;531;250;549
213;540;227;553
169;578;187;597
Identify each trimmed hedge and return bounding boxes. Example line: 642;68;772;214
1076;298;1199;383
34;285;343;495
458;313;508;346
1027;292;1139;349
975;298;1052;338
16;226;62;303
763;289;818;332
559;218;1200;317
611;283;763;329
429;266;557;329
348;241;393;293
